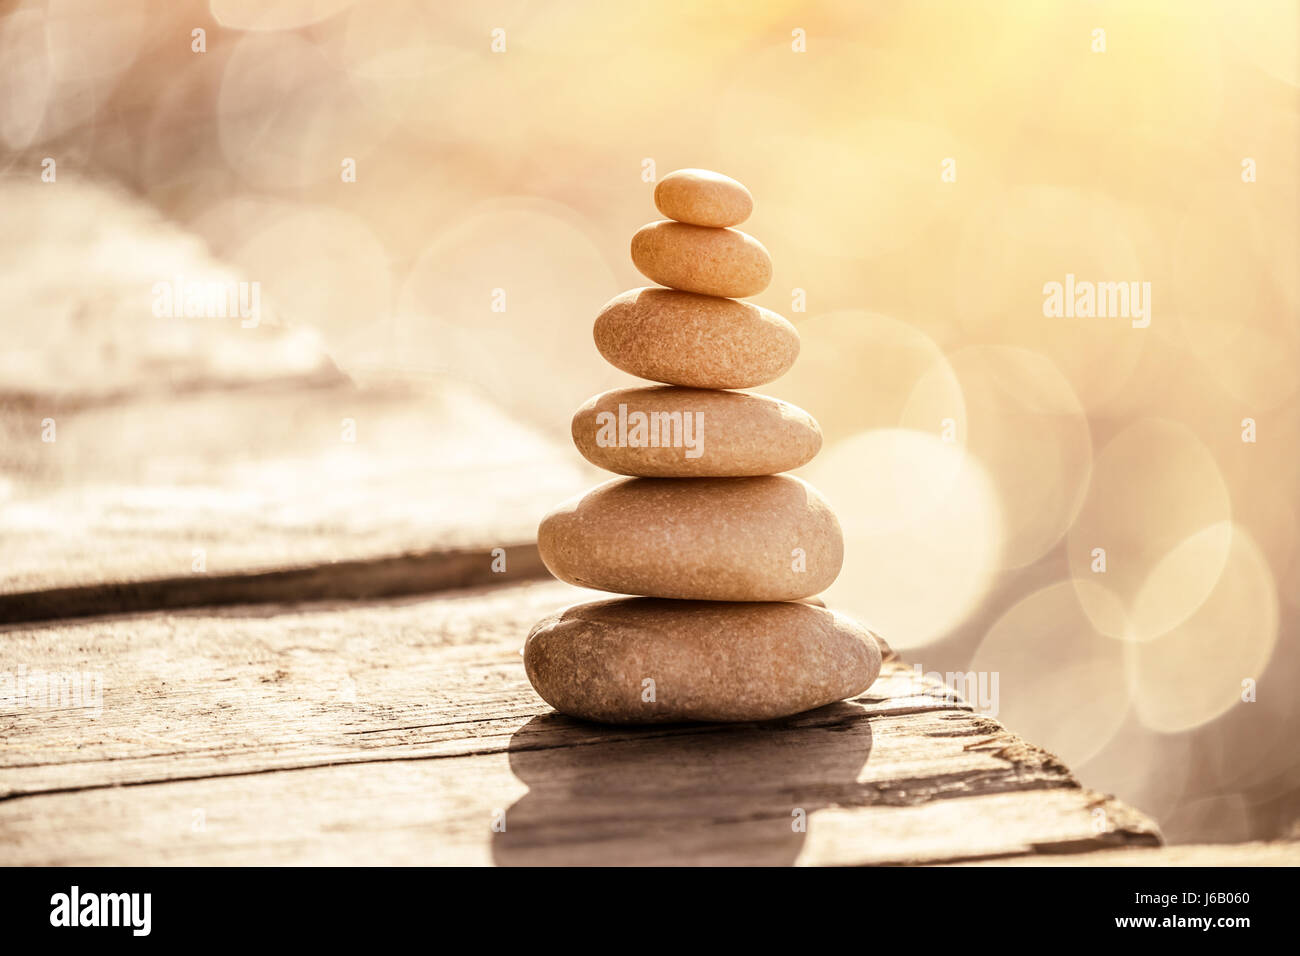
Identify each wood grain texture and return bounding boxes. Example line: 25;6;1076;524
0;580;1162;865
0;382;591;598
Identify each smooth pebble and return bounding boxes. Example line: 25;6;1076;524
537;474;843;601
630;221;772;298
654;168;753;227
593;287;798;389
524;597;881;723
572;385;821;477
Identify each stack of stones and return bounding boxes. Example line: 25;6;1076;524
525;169;881;724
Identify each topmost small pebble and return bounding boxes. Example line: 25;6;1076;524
654;168;753;228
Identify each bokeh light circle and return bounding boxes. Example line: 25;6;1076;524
1126;522;1279;734
805;428;1002;649
396;197;623;433
902;345;1091;569
954;186;1149;412
770;310;964;450
970;580;1130;767
218;32;394;189
1068;419;1232;641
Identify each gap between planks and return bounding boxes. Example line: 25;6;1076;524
0;544;549;626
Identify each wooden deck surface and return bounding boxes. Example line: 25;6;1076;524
1;577;1171;866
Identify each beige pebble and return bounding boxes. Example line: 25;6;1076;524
538;474;843;601
631;221;772;298
524;597;882;723
654;168;753;227
593;287;798;389
572;386;821;477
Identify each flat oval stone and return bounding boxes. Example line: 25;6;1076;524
572;386;821;477
654;168;753;227
631;221;772;298
538;475;843;601
593;287;798;389
524;597;882;723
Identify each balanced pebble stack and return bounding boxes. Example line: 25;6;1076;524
525;169;881;724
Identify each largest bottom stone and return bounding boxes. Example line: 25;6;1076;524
524;597;881;724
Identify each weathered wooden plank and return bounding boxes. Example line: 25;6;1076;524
0;756;1156;867
0;583;1004;795
0;581;1159;864
0;382;590;598
0;543;548;625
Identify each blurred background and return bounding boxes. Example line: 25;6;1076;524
1;0;1297;843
